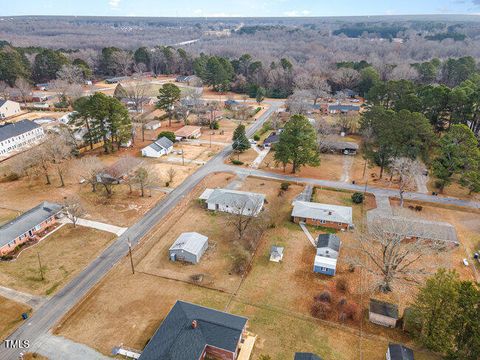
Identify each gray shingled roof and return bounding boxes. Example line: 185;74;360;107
207;189;265;213
294;353;323;360
317;234;341;252
0;202;62;247
146;136;173;153
264;132;280;145
0;120;40;142
169;232;208;255
388;344;414;360
0;99;7;107
139;301;247;360
328;104;360;112
292;201;353;225
323;140;359;151
370;299;399;319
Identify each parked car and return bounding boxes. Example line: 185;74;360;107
248;139;257;145
463;258;469;266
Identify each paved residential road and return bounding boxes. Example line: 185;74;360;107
0;101;282;360
3;99;480;359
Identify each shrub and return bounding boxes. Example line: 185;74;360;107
231;159;244;165
165;181;170;187
336;278;349;293
231;249;250;275
211;121;219;130
337;297;347;308
280;182;290;191
351;192;364;204
253;134;260;141
343;302;359;321
157;131;176;142
311;302;331;319
314;290;332;303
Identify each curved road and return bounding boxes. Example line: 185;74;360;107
2;100;480;359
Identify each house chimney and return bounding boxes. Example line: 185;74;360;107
328;211;332;215
191;320;198;329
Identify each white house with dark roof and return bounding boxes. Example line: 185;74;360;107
169;232;208;264
199;188;266;217
387;344;414;360
141;136;174;158
0;100;21;119
0;119;45;157
292;201;353;230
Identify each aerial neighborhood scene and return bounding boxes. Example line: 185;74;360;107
1;1;480;359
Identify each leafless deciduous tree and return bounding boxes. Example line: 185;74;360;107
57;64;84;84
63;196;86;228
314;118;336;152
43;135;73;187
112;50;133;76
350;217;449;293
14;77;31;105
224;198;265;241
133;166;152;197
332;68;360;90
295;74;331;105
286;89;313;115
0;81;10;100
122;82;150;113
75;156;104;192
166;167;177;185
389;157;422;207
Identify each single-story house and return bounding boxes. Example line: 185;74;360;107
0;120;45;157
387;344;414;360
174;125;201;140
145;120;161;130
369;299;399;328
105;76;128;84
366;212;459;245
326;104;360;114
0;100;21;119
141;136;174;158
321;140;359;155
169;232;208;264
225;99;240;110
199;188;266;217
270;245;284;262
314;234;341;276
0;202;63;255
138;300;248;360
176;75;202;87
291;201;353;230
263;131;281;148
294;353;323;360
180;97;204;108
35;83;49;91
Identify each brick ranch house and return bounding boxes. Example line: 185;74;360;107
0;202;63;256
291;201;353;230
139;300;248;360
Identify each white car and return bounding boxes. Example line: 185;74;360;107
248;139;257;145
463;258;469;266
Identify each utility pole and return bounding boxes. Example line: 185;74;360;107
128;239;135;275
37;252;44;281
181;144;185;166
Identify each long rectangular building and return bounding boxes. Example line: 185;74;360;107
0;119;45;157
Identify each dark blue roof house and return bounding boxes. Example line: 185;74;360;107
139;301;248;360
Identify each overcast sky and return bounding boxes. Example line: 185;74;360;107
3;0;480;17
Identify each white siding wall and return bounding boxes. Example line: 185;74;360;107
0;127;45;156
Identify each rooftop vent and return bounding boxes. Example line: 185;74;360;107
191;320;198;329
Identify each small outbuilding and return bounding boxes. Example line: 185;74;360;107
270;245;284;262
369;299;399;328
169;232;208;264
386;343;414;360
141;136;174;158
314;234;341;276
145;120;161;130
174;125;202;140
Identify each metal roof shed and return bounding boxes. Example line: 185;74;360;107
169;232;208;264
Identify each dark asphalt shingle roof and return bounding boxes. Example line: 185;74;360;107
317;234;341;252
0;120;40;143
264;132;280;145
0;202;62;247
139;301;247;360
148;136;174;153
0;99;7;107
388;344;414;360
294;353;323;360
369;299;399;319
328;104;360;112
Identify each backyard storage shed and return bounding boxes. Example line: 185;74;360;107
270;246;284;262
387;344;414;360
369;299;399;328
0;202;62;255
294;353;323;360
169;232;208;264
174;125;201;140
199;188;266;217
145;120;161;130
141;136;173;158
292;201;353;230
138;300;247;360
314;234;341;276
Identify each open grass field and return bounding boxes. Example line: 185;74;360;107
0;224;116;295
0;296;30;341
55;175;441;359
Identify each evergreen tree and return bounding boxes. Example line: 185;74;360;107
32;49;69;83
232;124;250;154
274;115;320;173
157;83;181;127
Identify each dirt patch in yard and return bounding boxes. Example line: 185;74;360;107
0;296;30;341
0;224;116;295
